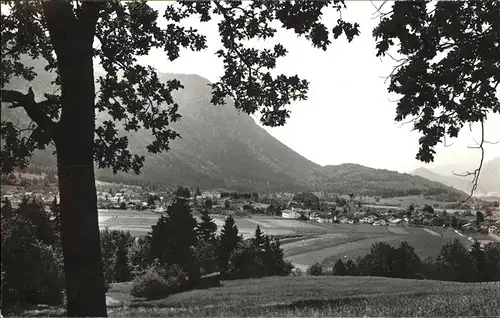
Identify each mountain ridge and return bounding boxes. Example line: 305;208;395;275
1;58;468;199
411;157;500;195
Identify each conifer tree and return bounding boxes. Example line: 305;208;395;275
271;238;291;276
345;259;358;276
113;233;132;282
218;215;240;273
469;240;487;282
196;208;219;275
148;198;199;279
263;235;273;276
253;225;264;248
333;259;347;276
197;208;217;244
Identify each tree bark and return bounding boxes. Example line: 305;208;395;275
44;3;107;316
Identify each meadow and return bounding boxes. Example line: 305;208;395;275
20;276;500;317
98;210;324;238
97;210;473;270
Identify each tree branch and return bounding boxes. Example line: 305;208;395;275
370;0;391;20
1;88;58;139
452;120;487;203
213;1;256;79
381;58;409;84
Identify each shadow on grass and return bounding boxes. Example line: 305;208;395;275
277;297;366;310
261;291;432;312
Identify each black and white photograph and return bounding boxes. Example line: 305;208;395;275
1;1;499;317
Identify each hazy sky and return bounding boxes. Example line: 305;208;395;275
142;1;500;173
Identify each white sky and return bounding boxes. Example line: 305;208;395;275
140;2;500;173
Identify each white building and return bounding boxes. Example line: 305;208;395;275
201;191;221;199
154;206;165;213
360;217;375;224
282;209;301;219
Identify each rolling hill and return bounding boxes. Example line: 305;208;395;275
313;163;467;199
0;57;467;199
411;157;500;196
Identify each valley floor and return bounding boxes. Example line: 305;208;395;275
16;276;500;317
97;210;472;270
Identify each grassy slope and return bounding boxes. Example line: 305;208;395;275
110;276;499;317
14;276;500;317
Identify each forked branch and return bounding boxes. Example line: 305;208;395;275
452;120;492;203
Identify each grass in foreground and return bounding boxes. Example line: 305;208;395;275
14;276;500;317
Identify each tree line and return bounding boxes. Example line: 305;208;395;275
305;240;500;283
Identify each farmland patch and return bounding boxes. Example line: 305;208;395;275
387;227;408;235
247;218;323;229
423;228;441;237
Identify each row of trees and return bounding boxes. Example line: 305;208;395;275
0;173;56;187
129;199;292;299
220;192;259;200
306;240;500;283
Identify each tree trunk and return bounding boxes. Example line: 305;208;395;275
54;31;107;318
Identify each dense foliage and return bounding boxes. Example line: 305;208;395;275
292;192;320;210
1;198;64;309
308;239;500;283
374;1;500;164
147;198;200;283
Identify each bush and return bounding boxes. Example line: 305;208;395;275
291;267;303;276
130;261;188;299
332;259;347;276
282;261;294;276
226;240;261;279
306;262;324;276
128;236;152;277
130;268;170;300
100;228;133;284
195;240;219;276
1;215;63;308
114;233;132;282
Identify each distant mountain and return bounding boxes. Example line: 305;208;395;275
411;157;500;195
312;163;467;200
1;57;468;200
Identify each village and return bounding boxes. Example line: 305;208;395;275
2;177;500;247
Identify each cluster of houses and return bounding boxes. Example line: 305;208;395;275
1;191;59;207
280;201;500;239
281;206;408;226
3;183;499;240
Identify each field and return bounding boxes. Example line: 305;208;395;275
284;223;472;270
18;277;500;317
98;210;472;270
376;195;458;207
98;210;323;238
